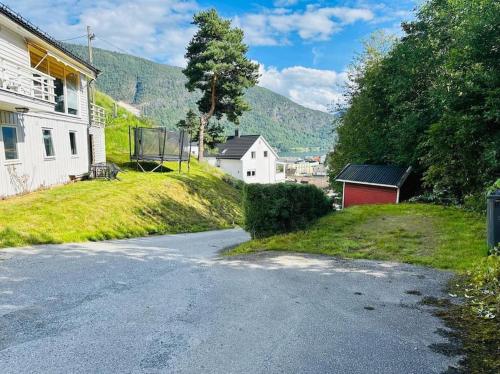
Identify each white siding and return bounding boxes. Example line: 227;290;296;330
0;110;90;197
89;125;106;164
79;75;89;123
0;17;107;197
240;137;279;184
0;24;30;67
214;136;282;184
218;159;242;180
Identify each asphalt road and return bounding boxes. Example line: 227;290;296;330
0;229;459;373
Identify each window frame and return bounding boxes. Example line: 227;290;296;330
69;131;78;156
251;151;256;159
1;125;20;162
29;47;81;118
246;169;256;177
42;128;56;159
264;151;268;157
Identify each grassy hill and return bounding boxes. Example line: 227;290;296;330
65;44;334;152
0;93;243;248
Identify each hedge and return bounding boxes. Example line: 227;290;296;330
243;183;332;238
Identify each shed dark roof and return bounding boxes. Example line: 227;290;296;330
215;135;260;159
0;3;99;75
335;164;412;188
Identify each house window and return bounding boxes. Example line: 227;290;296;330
42;129;55;158
251;151;256;159
264;151;268;157
69;132;78;155
1;127;18;160
247;170;256;176
30;48;80;116
66;72;79;115
54;78;65;113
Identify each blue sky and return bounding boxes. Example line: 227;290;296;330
6;0;417;111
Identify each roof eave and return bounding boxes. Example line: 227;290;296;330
0;4;100;76
336;179;399;189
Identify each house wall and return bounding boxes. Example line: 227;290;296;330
89;125;106;164
343;182;398;208
0;20;105;197
240;137;279;184
0;22;30;67
0;110;91;197
218;159;242;180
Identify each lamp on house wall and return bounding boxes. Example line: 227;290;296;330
15;107;29;114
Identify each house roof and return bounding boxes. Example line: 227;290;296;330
215;135;261;159
0;3;100;75
335;164;412;188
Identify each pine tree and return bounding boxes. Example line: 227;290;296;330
183;9;259;160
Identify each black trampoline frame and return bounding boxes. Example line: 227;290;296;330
129;126;193;173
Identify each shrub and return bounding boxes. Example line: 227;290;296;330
222;174;244;191
243;183;332;238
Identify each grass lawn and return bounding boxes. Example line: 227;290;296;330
230;203;488;272
0;93;243;248
0;160;242;248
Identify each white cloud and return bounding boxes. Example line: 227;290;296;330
258;64;348;112
273;0;299;6
234;5;374;46
3;0;198;66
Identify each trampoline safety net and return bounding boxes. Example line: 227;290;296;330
131;127;190;162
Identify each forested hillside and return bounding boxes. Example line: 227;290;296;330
65;44;334;151
330;0;499;205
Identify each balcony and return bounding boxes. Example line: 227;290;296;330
90;103;106;127
0;55;56;111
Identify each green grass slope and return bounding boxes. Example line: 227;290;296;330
229;203;487;272
65;44;334;151
0;93;243;248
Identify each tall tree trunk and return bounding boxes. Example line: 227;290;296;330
197;75;217;161
198;116;206;161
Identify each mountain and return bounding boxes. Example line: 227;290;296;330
66;44;334;151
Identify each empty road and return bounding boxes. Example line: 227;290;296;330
0;229;459;373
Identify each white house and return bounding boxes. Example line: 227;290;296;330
0;4;105;198
209;130;285;184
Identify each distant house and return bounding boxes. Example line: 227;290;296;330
0;5;105;197
208;130;285;184
335;164;412;208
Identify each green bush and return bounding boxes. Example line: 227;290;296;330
243;183;332;238
222;174;245;191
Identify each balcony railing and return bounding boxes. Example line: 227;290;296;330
0;56;56;104
90;103;106;127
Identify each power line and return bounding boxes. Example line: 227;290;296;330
58;34;87;42
94;36;132;55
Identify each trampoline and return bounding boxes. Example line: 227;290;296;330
129;127;192;172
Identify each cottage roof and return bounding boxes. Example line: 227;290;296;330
335;164;412;188
215;135;261;159
0;3;100;75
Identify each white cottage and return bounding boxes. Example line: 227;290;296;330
0;5;105;198
209;131;285;184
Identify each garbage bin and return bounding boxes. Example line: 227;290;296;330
487;189;500;249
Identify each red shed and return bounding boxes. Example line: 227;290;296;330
335;164;412;208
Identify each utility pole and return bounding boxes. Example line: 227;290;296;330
87;25;95;102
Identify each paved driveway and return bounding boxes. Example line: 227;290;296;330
0;229;458;373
